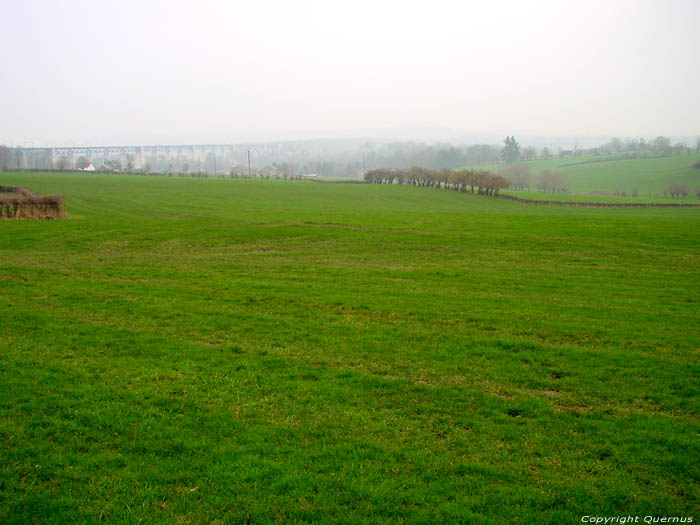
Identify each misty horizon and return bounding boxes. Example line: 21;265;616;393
2;0;699;147
5;129;700;153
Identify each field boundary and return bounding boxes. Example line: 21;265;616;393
497;193;700;208
308;179;365;184
310;179;700;207
555;154;672;168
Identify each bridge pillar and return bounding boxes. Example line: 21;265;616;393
134;147;144;169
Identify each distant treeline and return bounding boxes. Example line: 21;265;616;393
572;136;696;158
363;166;572;195
364;144;502;171
556;153;671;168
363;136;699;171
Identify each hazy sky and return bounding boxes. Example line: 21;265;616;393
2;0;699;146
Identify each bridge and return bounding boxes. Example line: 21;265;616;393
18;144;255;171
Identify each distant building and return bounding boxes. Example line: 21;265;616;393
97;160;121;172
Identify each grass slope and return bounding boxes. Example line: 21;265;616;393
499;191;698;204
1;172;698;523
550;154;700;194
478;153;700;196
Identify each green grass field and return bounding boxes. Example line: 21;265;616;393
499;190;697;204
1;172;698;523
548;154;700;194
478;153;700;197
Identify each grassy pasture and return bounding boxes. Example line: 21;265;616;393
480;153;700;196
0;172;699;523
499;190;697;204
548;154;700;194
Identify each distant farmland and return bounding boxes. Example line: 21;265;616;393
498;153;700;196
0;172;698;523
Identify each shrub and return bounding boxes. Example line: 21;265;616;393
0;186;66;219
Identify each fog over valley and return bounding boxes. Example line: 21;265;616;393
1;0;698;147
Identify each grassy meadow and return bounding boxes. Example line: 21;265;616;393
481;152;700;198
548;154;700;193
1;172;699;523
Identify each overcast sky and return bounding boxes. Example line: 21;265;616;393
1;0;699;146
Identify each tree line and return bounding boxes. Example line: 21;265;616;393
664;183;692;199
363;168;511;196
364;164;572;196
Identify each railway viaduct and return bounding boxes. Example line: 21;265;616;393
18;144;248;170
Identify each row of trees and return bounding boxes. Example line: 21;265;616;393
664;183;694;199
363;165;571;196
363;168;511;196
593;136;698;156
366;135;699;169
499;135;698;164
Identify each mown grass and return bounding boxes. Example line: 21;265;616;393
0;172;698;523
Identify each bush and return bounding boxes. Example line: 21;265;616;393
0;186;66;219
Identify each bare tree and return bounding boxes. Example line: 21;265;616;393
56;156;71;170
449;170;465;192
0;146;11;171
521;146;537;161
665;182;688;199
500;164;530;190
536;170;568;193
651;136;672;154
